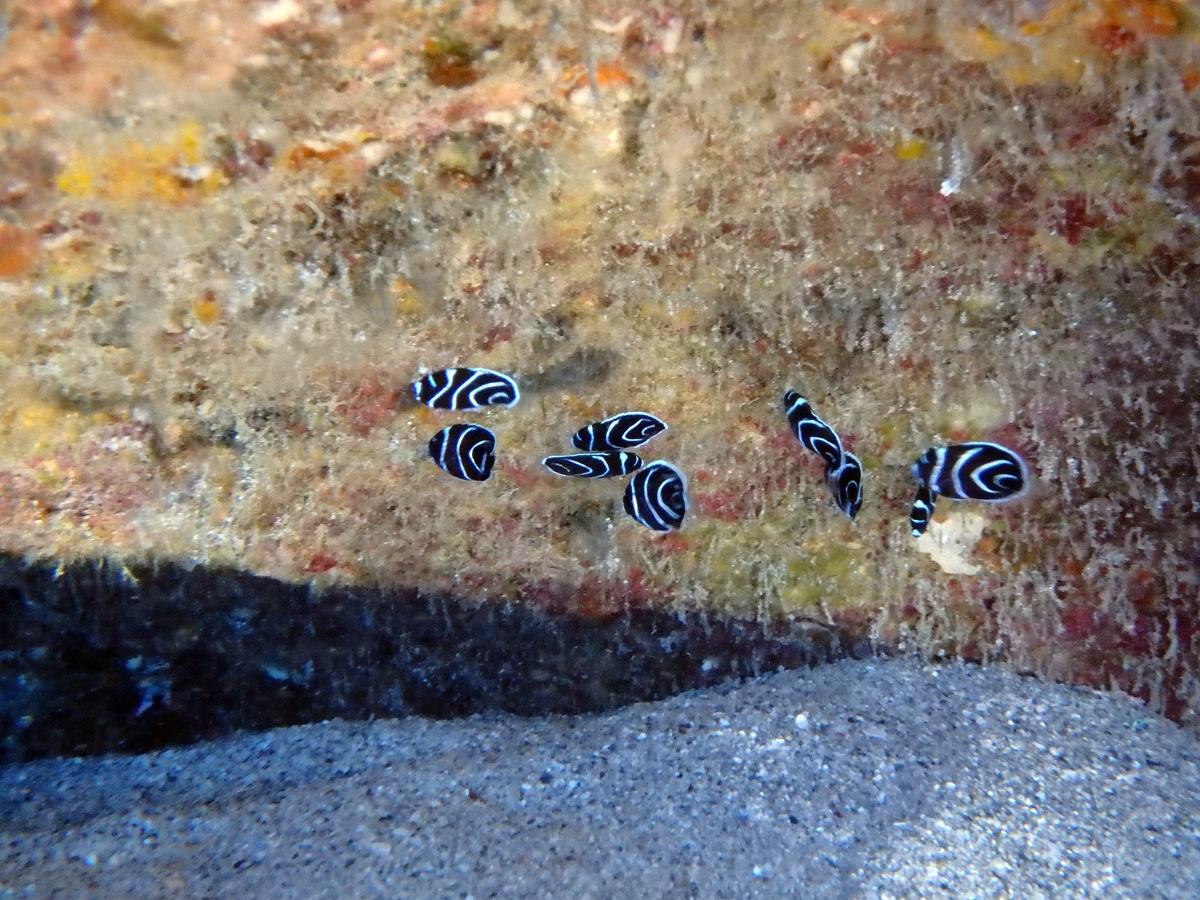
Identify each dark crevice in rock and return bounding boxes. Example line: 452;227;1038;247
0;554;876;762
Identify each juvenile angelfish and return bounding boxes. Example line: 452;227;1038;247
572;411;667;452
428;423;496;482
827;451;864;520
783;390;843;471
542;451;643;478
411;367;520;411
623;460;688;532
782;389;863;519
908;442;1028;537
908;482;935;537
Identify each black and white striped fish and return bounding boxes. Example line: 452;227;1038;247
908;442;1027;537
908;482;935;537
782;390;843;471
572;411;667;452
411;367;519;411
542;451;643;478
826;451;864;520
913;443;1027;503
623;460;688;532
428;423;496;482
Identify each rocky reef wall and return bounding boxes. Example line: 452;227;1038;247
1;0;1197;750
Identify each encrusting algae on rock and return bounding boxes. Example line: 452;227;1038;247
0;0;1198;725
55;121;227;204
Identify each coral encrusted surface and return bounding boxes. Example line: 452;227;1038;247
1;0;1198;734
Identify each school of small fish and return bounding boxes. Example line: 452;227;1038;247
547;411;677;529
413;368;515;483
408;367;1029;538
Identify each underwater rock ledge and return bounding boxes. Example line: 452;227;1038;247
3;0;1198;731
0;554;872;763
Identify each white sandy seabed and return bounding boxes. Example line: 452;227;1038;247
1;658;1198;898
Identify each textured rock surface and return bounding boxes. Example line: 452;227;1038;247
2;659;1199;898
1;1;1198;724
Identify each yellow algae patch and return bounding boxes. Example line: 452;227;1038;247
947;0;1186;87
192;294;221;326
680;504;880;619
54;161;96;198
954;25;1009;63
56;121;226;204
893;138;928;162
391;278;429;318
0;397;111;459
780;537;878;612
962;25;1084;87
93;0;182;49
